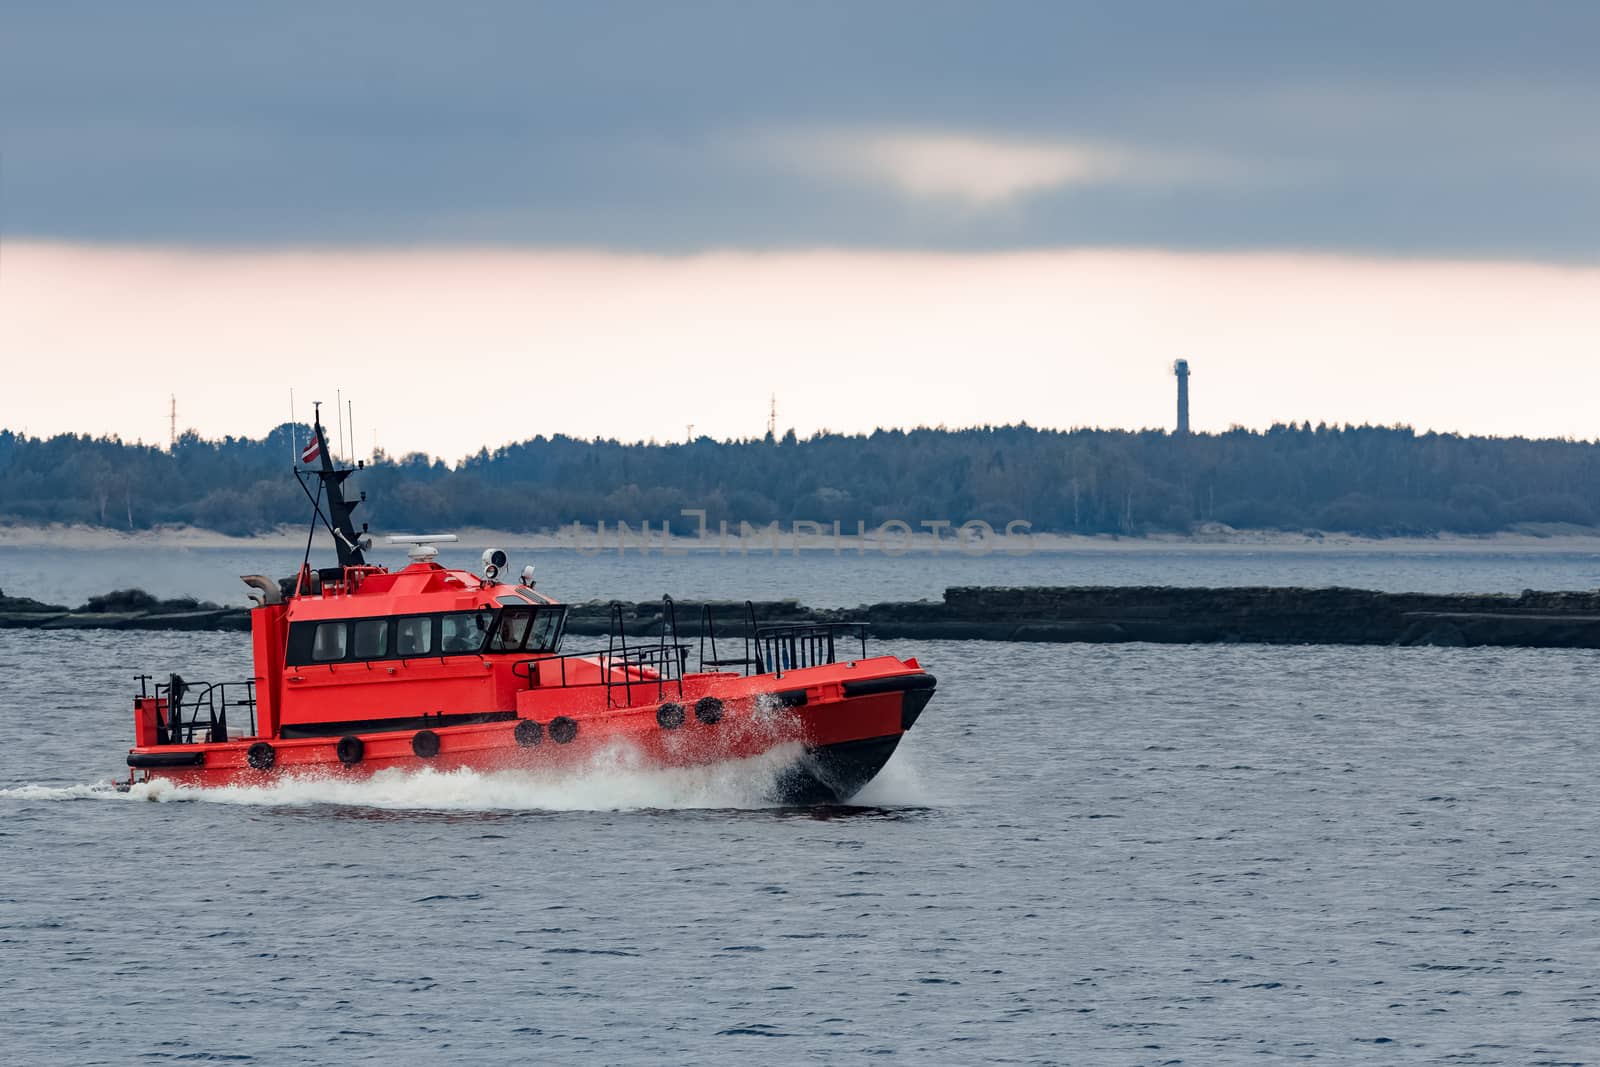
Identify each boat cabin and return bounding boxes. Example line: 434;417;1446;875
248;554;568;740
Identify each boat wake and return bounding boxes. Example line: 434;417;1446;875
0;743;930;813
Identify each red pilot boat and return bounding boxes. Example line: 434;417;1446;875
123;414;935;803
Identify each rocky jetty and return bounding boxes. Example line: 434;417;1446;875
553;586;1600;649
866;586;1600;648
0;587;245;632
6;584;1600;648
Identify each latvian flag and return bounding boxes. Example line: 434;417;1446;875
301;437;322;465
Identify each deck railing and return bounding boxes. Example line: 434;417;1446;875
512;597;873;700
136;674;258;743
513;600;691;708
751;622;868;679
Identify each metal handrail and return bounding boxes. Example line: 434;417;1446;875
149;677;258;743
697;600;760;673
515;643;692;706
512;598;689;707
513;599;872;691
751;621;868;679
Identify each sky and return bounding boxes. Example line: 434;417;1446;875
2;3;1598;459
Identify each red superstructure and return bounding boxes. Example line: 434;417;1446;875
124;415;934;803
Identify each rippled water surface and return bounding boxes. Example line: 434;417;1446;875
4;624;1600;1064
6;543;1600;608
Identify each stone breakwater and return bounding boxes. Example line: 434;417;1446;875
8;585;1600;648
0;588;242;632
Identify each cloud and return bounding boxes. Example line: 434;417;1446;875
3;5;1596;256
746;128;1242;206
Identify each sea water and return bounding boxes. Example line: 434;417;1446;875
3;617;1600;1063
5;543;1600;609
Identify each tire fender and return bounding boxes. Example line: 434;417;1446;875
246;741;276;771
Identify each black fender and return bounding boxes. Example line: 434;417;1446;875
412;730;441;758
336;735;365;765
841;673;936;698
127;750;205;769
514;719;543;747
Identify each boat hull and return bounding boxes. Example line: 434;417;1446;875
773;733;904;805
126;659;935;804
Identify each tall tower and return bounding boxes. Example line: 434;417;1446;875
169;394;177;450
1173;360;1190;435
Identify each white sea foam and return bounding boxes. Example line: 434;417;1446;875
5;744;786;812
2;743;929;812
167;744;802;810
0;781;128;802
850;748;934;807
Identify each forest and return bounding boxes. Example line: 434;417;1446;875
1;423;1598;538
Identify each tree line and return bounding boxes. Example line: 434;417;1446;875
1;422;1598;538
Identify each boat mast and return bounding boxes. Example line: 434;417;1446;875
302;403;367;568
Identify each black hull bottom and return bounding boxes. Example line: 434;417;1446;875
771;733;903;805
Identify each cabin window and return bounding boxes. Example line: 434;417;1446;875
396;616;433;656
285;608;555;666
490;608;533;651
527;609;563;652
482;606;566;653
440;609;493;653
353;619;389;659
312;622;347;661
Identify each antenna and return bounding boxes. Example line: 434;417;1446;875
347;399;354;465
336;389;345;464
767;393;777;440
168;394;177;450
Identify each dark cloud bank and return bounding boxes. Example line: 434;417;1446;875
3;1;1596;260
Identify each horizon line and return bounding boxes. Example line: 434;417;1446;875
7;236;1598;272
